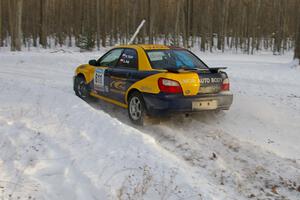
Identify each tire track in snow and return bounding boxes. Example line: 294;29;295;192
90;100;300;200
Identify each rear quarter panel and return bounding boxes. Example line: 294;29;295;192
125;72;200;103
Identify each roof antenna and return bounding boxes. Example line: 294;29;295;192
128;19;146;45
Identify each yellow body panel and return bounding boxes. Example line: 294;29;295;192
125;72;200;103
117;44;169;50
137;44;170;50
90;92;128;108
75;64;94;83
75;65;108;83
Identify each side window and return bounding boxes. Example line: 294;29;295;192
99;49;123;67
116;49;138;69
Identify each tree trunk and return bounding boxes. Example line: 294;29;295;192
15;0;23;51
174;0;182;46
39;0;47;48
0;0;2;47
9;0;23;51
148;0;152;44
101;0;106;47
294;20;300;64
96;0;100;49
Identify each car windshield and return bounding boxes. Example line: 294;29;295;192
146;49;209;70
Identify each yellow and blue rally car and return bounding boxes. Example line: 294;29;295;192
74;44;233;124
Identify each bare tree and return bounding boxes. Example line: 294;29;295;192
8;0;23;51
0;0;2;47
39;0;47;48
294;15;300;64
0;0;299;53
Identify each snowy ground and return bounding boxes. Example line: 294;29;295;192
0;49;299;200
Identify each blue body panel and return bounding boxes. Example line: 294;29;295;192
89;68;159;104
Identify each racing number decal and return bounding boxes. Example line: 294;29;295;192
94;68;106;91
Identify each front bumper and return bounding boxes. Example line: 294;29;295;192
142;92;233;116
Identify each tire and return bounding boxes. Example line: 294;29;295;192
74;76;90;100
128;92;146;125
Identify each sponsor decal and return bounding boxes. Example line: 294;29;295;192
94;68;105;91
182;79;196;84
110;80;126;91
200;77;222;84
119;53;134;64
105;85;109;92
185;90;191;94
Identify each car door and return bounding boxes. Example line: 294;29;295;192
105;48;139;103
93;48;124;97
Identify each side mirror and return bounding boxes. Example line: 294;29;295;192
89;59;98;66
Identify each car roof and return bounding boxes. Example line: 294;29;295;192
137;44;170;50
116;44;185;50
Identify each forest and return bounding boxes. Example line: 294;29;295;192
0;0;300;58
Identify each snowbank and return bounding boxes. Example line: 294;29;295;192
0;50;299;199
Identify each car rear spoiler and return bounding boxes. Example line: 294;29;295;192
209;67;227;73
164;68;203;73
164;68;185;73
164;67;227;73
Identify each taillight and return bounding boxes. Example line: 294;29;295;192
221;78;230;91
158;78;182;93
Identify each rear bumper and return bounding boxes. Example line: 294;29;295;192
142;92;233;116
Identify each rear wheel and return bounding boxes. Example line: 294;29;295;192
74;76;90;100
128;92;146;125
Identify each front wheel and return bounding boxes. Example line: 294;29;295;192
128;92;146;125
74;76;90;100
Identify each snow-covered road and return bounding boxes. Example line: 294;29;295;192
0;50;299;200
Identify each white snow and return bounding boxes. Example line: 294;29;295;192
0;49;299;200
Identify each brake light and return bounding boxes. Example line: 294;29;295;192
221;78;230;91
158;78;182;93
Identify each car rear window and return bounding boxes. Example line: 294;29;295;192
146;49;208;70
